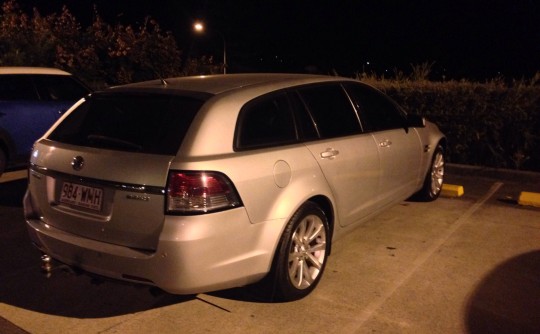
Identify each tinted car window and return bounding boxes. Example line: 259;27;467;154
345;83;405;132
288;92;319;141
0;74;89;101
0;75;38;100
298;84;361;138
236;93;297;149
33;75;90;101
48;93;205;155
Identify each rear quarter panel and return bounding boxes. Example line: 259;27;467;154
170;144;335;226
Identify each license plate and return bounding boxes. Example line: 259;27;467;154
60;182;103;211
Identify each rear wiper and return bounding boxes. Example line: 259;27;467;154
87;134;143;151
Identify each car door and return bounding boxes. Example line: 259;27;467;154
344;83;423;206
295;84;381;227
0;75;59;159
0;74;88;160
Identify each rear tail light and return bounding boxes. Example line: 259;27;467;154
166;171;242;214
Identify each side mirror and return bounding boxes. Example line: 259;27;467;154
407;114;426;128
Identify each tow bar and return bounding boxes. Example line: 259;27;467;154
41;254;53;277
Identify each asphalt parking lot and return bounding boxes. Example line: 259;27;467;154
1;165;539;334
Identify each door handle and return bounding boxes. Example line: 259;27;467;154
379;139;392;148
320;148;340;159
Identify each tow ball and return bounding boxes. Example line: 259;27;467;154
41;254;53;277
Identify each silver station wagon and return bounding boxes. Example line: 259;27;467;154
24;73;445;301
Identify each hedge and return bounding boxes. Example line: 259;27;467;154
363;77;540;171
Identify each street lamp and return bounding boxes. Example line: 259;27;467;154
193;21;227;74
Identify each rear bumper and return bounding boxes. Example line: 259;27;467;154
25;196;286;294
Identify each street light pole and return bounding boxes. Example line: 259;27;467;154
219;32;227;74
193;21;227;74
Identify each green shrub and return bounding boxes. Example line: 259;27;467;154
0;0;187;88
363;75;540;171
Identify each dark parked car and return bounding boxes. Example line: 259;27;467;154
0;67;91;175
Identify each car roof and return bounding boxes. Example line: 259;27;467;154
0;67;72;75
111;73;355;95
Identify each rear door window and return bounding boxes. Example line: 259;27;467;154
48;93;205;155
297;84;362;138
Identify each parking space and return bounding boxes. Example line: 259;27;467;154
1;166;539;333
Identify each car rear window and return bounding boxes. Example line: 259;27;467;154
48;93;205;155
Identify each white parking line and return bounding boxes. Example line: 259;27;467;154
345;181;504;332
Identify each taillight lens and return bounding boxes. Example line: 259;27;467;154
166;171;242;214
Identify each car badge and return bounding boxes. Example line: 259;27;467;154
71;156;85;171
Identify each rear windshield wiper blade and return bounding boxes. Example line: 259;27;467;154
87;134;143;151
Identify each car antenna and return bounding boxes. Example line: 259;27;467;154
151;67;168;86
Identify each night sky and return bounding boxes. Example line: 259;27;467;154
14;0;540;80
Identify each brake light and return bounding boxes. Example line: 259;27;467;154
166;171;242;214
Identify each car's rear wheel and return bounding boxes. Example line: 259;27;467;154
414;145;445;201
270;202;329;301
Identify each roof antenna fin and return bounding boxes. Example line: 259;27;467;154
152;68;168;86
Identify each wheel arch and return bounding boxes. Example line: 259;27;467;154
437;137;448;153
268;194;336;273
263;196;335;301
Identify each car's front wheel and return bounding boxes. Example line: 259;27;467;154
413;144;445;201
270;202;330;301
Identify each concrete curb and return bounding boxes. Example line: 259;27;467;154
518;191;540;207
446;164;540;207
0;170;27;184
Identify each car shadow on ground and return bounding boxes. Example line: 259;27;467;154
465;250;540;333
0;266;195;318
207;281;283;303
0;179;194;318
0;180;266;320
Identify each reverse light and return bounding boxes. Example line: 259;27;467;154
166;171;242;214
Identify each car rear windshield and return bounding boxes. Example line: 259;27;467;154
48;93;205;155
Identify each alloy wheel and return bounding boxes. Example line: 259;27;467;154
288;214;327;289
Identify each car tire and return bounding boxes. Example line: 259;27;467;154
413;144;445;202
0;149;6;177
270;202;330;301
